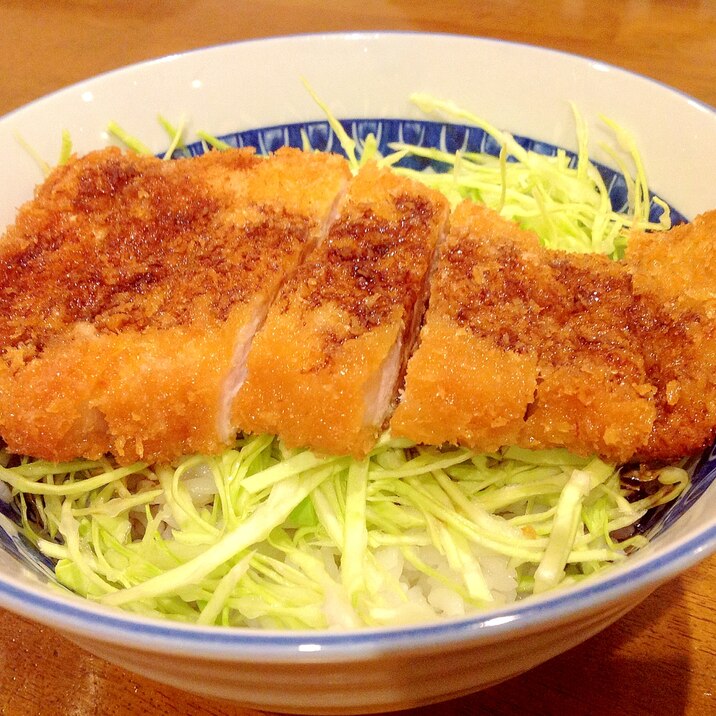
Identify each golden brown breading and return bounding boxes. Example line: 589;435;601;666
517;249;658;460
2;141;714;467
393;202;716;463
627;211;716;313
233;162;449;456
625;211;716;461
0;146;350;464
391;204;542;451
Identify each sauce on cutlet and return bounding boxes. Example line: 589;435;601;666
1;140;714;467
280;195;439;366
0;148;313;362
392;202;716;463
234;163;449;456
0;146;351;464
625;211;716;460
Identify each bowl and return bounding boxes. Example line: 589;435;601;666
0;33;715;714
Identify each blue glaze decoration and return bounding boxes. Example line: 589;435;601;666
174;118;685;225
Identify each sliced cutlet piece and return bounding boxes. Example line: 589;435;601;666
0;146;350;464
625;210;716;461
519;250;657;460
627;211;716;313
391;202;542;452
234;162;450;457
392;201;659;462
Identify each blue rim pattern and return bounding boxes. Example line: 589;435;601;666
175;118;685;225
0;509;714;657
0;117;713;658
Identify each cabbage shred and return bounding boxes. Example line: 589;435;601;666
2;96;689;627
1;439;687;627
383;95;671;257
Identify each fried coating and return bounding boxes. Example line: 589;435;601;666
2;142;714;467
393;202;716;463
627;211;716;313
391;204;542;451
234;162;449;456
0;146;350;464
518;250;658;460
625;211;716;460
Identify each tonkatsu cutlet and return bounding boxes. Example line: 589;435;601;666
390;204;542;453
0;146;350;464
392;202;716;463
625;211;716;461
234;162;449;456
1;139;714;467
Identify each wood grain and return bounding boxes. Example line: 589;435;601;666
1;1;715;714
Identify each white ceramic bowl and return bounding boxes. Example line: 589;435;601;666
1;33;715;714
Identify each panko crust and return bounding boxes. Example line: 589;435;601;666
234;162;449;456
625;210;716;461
0;146;350;464
393;202;716;463
626;211;716;313
390;316;538;450
2;141;714;468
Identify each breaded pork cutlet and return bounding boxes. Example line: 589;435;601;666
392;202;716;463
625;211;716;461
391;204;543;452
0;146;350;464
234;162;449;456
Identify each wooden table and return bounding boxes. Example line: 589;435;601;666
1;2;715;714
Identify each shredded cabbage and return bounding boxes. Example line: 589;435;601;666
3;95;689;628
384;95;670;256
2;438;687;627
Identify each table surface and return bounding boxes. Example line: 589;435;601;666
1;2;715;715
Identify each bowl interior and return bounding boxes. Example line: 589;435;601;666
0;33;715;655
